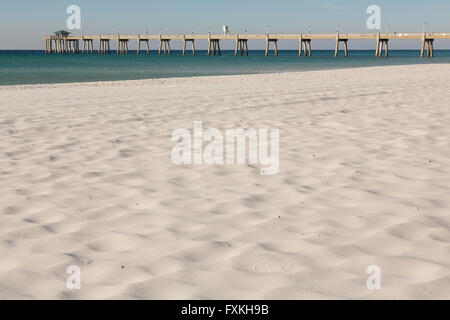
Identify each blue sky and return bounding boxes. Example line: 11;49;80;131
1;0;450;49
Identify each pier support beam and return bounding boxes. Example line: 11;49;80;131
56;39;60;54
83;39;94;54
299;35;312;57
159;38;171;55
298;35;302;56
45;38;51;54
208;38;221;56
376;38;389;57
99;39;111;54
118;39;129;55
54;37;67;54
427;39;434;58
421;37;434;58
67;40;74;54
335;34;348;57
265;36;278;56
47;38;53;54
182;36;195;56
137;36;150;55
235;38;248;56
420;37;425;58
375;33;380;57
60;39;65;54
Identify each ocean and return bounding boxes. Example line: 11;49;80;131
1;49;450;86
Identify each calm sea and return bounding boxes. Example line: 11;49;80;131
1;50;450;85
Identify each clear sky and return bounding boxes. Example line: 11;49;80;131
1;0;450;49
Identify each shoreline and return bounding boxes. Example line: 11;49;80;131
1;63;448;90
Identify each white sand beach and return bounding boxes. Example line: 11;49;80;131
0;64;449;299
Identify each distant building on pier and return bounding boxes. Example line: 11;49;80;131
54;30;71;38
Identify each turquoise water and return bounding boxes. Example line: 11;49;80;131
1;50;449;85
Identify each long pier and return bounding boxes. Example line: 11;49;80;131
45;32;450;58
